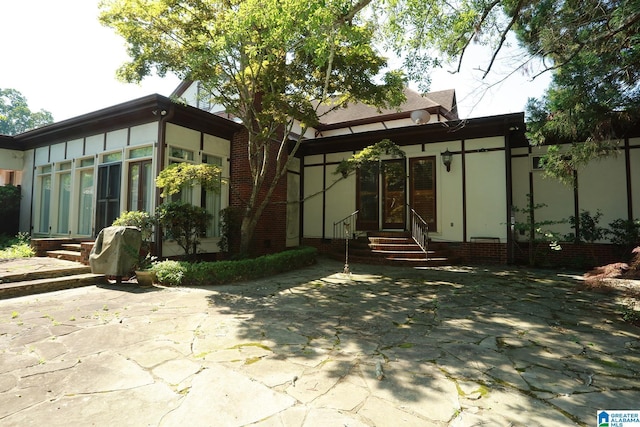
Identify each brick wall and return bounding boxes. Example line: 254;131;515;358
513;242;625;268
228;129;288;256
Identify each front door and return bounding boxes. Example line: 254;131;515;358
356;159;406;230
356;162;379;230
382;159;406;229
95;163;121;235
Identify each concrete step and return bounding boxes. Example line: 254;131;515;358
0;273;107;299
47;249;84;263
61;243;83;251
0;264;92;283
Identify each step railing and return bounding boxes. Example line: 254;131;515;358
408;206;429;259
333;210;359;239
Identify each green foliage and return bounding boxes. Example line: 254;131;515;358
218;206;243;254
335;139;405;178
112;210;155;249
151;246;317;286
155;163;223;199
100;0;407;254
0;88;54;135
0;185;21;236
150;260;185;286
513;194;566;265
155;202;213;258
607;218;640;254
0;232;34;259
0;185;21;215
566;210;608;244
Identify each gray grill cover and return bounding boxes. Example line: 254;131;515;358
89;226;142;276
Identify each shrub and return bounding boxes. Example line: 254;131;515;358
155;201;213;259
151;246;317;286
112;211;155;249
218;206;243;254
0;232;34;259
150;260;185;286
566;210;608;243
608;218;640;253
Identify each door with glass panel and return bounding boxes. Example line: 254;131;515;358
382;159;406;229
95;163;121;235
128;160;153;212
356;162;379;230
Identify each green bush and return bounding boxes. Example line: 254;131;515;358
112;210;155;249
0;232;34;259
156;201;212;259
150;260;186;286
151;246;317;286
608;218;640;249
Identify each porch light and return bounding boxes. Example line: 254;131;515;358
441;149;453;172
410;109;430;125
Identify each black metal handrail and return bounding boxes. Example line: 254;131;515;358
333;210;359;239
408;206;429;259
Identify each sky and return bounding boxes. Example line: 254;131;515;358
1;0;551;123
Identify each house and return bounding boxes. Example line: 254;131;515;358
1;82;638;265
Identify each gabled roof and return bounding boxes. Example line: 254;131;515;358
299;112;528;156
315;88;458;130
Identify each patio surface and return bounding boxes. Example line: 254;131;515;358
0;257;638;426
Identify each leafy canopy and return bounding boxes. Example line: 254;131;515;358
155;162;223;199
378;0;640;183
100;0;407;254
0;88;53;135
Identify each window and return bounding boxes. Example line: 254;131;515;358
77;158;95;236
57;171;71;234
202;154;222;237
37;165;52;234
168;147;195;204
128;160;153;212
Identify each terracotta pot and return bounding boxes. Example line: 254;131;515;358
135;270;156;287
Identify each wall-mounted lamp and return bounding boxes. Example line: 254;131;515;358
441;149;453;172
410;109;431;125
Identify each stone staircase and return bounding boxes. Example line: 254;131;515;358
338;231;451;267
0;258;106;299
31;238;95;265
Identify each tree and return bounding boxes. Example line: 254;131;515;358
0;88;54;135
100;0;406;255
377;0;640;184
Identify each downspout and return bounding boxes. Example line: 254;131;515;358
505;126;514;264
155;103;176;258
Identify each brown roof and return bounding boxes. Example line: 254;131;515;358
316;88;458;128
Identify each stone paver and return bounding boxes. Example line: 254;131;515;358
0;258;638;426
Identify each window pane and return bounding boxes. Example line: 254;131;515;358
103;152;122;163
202;154;222;237
142;162;153;212
78;170;94;235
130;146;153;159
57;173;71;233
80;158;95;168
39;175;51;233
169;147;194;161
128;164;140;211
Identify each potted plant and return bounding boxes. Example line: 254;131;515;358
134;252;157;287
